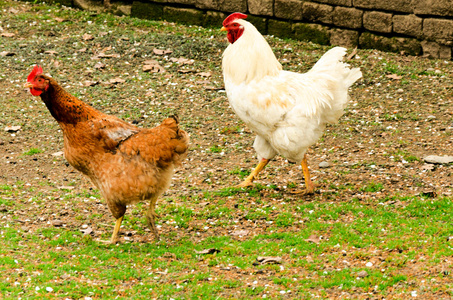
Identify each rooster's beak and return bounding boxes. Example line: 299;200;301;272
220;26;227;32
23;82;33;89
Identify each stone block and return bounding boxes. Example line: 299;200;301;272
393;14;422;38
311;0;351;6
247;15;268;34
330;28;359;48
332;7;363;29
275;0;304;21
131;1;164;20
204;11;227;28
195;0;246;12
359;32;421;55
167;0;196;5
413;0;453;17
421;41;452;59
50;0;73;7
363;11;392;33
302;2;333;24
248;0;273;16
293;23;330;45
268;19;294;39
163;7;204;25
354;0;413;14
423;18;453;41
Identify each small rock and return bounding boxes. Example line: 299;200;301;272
51;220;64;227
365;262;373;267
426;115;436;120
396;88;404;93
357;270;369;278
52;151;64;157
424;155;453;164
319;161;331;168
231;229;249;237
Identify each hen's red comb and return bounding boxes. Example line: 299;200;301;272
223;12;247;26
27;65;43;82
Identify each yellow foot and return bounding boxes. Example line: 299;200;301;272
236;180;254;188
289;183;317;195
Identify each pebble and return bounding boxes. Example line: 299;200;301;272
357;270;369;278
396;88;404;93
424;155;453;164
319;161;331;168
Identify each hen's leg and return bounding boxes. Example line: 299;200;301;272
145;196;160;241
110;216;123;244
237;158;270;188
301;154;315;194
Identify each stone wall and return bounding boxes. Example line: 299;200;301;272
58;0;453;59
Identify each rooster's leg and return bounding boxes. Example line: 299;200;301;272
237;158;270;188
110;216;124;244
301;154;315;194
145;197;160;241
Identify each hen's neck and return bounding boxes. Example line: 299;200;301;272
40;79;99;124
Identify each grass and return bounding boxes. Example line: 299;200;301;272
2;186;452;298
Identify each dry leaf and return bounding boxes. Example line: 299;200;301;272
1;32;15;37
153;48;173;55
178;69;196;74
8;7;19;14
109;78;125;84
143;64;165;73
83;33;94;41
304;234;321;244
44;50;58;55
4;126;21;132
347;47;358;60
386;74;402;80
94;62;106;69
55;17;65;22
84;80;99;87
81;227;93;235
170;57;194;65
195;248;220;255
78;48;87;53
197;71;212;77
98;53;120;58
253;256;282;265
0;51;15;57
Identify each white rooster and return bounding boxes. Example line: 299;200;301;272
221;13;362;193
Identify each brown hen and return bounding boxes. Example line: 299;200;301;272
25;66;189;243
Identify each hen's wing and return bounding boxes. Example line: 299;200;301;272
118;116;189;168
90;115;140;152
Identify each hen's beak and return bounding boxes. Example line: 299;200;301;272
23;82;33;88
220;26;227;32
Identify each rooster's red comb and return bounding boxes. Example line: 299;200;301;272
27;65;43;82
223;12;247;26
